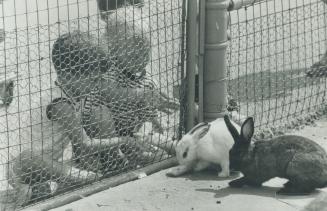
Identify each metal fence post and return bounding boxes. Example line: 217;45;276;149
203;0;229;122
185;0;198;131
198;0;206;123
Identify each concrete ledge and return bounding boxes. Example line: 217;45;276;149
26;158;178;211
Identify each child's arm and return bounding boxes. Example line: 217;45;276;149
97;77;179;112
47;98;134;150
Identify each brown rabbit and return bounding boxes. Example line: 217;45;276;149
224;115;327;195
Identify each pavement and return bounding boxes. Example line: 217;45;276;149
27;117;327;211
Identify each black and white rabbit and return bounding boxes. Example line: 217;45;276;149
167;118;240;177
223;115;327;195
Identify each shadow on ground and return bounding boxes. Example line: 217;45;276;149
197;186;321;200
228;68;324;102
179;169;321;201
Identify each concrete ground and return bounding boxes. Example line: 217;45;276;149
30;117;327;211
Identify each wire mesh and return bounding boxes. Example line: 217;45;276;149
0;0;184;209
227;0;327;135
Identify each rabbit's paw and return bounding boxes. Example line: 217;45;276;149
218;171;230;178
277;181;313;195
218;161;230;178
276;187;310;195
166;165;191;177
229;177;248;188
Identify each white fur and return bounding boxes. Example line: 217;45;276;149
167;117;240;177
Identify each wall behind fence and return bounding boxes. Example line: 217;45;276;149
227;0;327;133
0;0;184;209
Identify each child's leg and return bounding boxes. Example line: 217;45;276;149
12;150;72;185
10;99;97;184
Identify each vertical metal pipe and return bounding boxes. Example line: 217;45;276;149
203;0;229;122
198;0;205;123
185;0;198;131
178;0;187;139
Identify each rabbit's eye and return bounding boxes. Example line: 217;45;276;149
183;151;188;158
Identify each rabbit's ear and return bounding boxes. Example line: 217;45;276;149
224;115;240;143
240;117;254;143
189;122;208;135
190;123;210;140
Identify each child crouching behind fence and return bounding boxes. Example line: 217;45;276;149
5;25;178;207
50;28;178;171
5;93;175;206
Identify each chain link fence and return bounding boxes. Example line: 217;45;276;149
2;0;327;209
0;0;184;209
227;0;327;137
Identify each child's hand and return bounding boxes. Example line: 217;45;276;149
137;88;180;113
